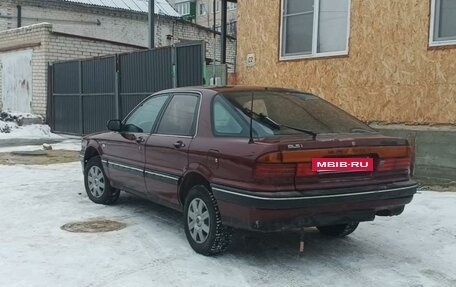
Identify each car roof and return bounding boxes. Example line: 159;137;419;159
155;86;301;95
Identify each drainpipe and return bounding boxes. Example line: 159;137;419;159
17;5;22;28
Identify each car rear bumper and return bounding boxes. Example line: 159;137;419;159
211;181;417;232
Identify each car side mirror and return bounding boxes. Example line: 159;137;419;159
107;119;122;132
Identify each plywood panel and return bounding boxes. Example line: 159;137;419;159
236;0;456;124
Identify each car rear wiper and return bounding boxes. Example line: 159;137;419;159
278;123;317;140
242;108;317;140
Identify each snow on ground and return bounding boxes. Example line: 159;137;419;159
0;162;455;287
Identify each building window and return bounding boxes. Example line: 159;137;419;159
177;2;191;16
199;3;207;15
280;0;351;60
430;0;456;46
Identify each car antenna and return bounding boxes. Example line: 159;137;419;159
248;92;254;144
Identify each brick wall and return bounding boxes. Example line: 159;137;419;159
0;23;140;116
1;0;236;70
0;0;14;31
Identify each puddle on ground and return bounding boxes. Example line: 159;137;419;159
0;150;79;165
61;219;127;233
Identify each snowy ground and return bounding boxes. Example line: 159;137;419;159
1;162;455;287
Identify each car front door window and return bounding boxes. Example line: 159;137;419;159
124;95;169;133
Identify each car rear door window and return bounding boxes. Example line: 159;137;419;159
124;95;169;133
156;94;199;136
213;96;245;135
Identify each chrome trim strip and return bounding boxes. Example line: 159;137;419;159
145;170;179;181
108;161;143;173
211;185;418;201
105;159;179;181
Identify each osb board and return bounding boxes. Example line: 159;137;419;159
236;0;456;124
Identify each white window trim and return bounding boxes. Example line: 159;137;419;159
178;2;191;16
429;0;456;47
279;0;351;61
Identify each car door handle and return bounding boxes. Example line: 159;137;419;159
136;136;145;144
173;140;185;148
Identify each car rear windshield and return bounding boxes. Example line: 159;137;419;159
216;91;376;137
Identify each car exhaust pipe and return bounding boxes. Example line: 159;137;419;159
376;206;405;217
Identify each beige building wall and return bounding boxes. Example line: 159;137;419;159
236;0;456;125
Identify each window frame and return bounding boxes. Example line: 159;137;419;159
429;0;456;47
177;2;191;16
199;3;207;15
153;92;202;138
279;0;351;61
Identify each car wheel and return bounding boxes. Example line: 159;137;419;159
317;222;359;237
184;185;232;256
84;156;120;205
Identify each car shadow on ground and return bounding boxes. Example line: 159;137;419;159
111;192;364;261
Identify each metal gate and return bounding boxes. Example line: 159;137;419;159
49;42;205;135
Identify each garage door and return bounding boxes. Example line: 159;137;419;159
0;49;33;113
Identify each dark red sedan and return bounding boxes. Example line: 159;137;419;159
80;86;416;255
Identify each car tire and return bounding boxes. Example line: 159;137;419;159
84;156;120;205
184;185;232;256
317;222;359;237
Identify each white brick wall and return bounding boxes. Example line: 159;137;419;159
1;0;236;69
0;23;141;116
0;0;237;116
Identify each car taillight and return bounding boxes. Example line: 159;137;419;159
254;164;296;178
255;152;317;179
255;145;413;179
296;163;317;177
377;157;412;173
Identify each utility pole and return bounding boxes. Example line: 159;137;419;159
220;0;227;64
148;0;155;49
212;0;216;85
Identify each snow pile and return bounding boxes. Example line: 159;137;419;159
0;112;63;141
0;122;62;140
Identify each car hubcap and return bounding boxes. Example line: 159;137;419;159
187;198;210;243
87;166;105;198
